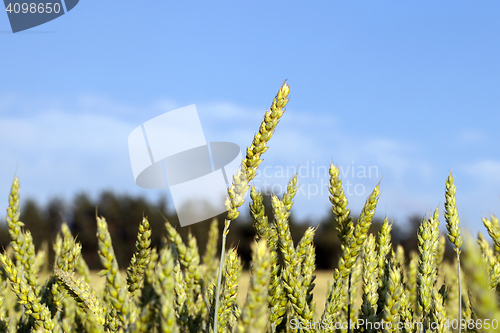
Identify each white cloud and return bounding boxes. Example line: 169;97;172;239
463;160;500;184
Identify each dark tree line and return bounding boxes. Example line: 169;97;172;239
0;190;454;270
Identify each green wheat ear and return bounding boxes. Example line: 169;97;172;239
477;232;500;288
5;177;39;293
127;216;152;293
322;181;380;329
214;82;289;333
96;215;131;329
0;253;54;332
417;214;436;321
155;245;179;333
444;172;463;333
445;172;463;253
54;269;105;326
329;163;353;246
382;261;402;333
360;233;379;325
235;239;271;333
215;248;241;333
482;215;500;254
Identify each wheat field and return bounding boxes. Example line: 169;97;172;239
82;271;334;316
1;82;500;333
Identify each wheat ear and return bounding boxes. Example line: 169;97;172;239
235;239;271;333
274;193;314;325
137;247;158;332
477;232;500;288
322;183;380;329
482;215;500;257
250;185;285;330
444;172;463;333
54;269;105;326
329;163;354;246
382;261;402;333
0;253;54;332
214;82;289;333
173;260;189;330
127;216;151;293
250;186;270;241
376;217;392;316
5;177;39;293
361;234;379;328
165;221;204;330
215;248;241;333
431;287;450;333
417;212;439;327
155;245;179;333
96;215;130;329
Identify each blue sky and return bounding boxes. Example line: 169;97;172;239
1;1;499;234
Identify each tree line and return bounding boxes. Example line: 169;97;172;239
0;190;455;270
